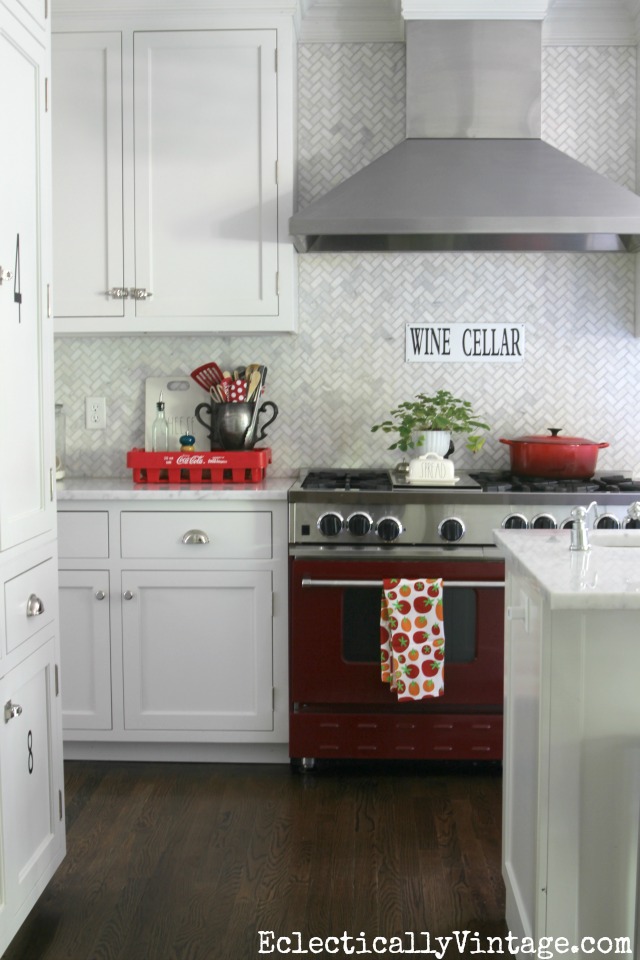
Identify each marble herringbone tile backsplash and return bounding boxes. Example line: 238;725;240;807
55;43;640;479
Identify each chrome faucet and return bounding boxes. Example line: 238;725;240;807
569;501;599;552
626;502;640;525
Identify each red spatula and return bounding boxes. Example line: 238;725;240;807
190;362;224;392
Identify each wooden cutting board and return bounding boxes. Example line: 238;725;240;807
144;377;211;452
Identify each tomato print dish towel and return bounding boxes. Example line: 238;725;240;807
380;578;445;701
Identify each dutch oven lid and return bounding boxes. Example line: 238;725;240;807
504;428;604;446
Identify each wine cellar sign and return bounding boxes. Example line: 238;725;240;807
406;323;525;363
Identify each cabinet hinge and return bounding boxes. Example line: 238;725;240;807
55;664;59;697
275;160;279;185
45;77;49;113
44;0;48;18
275;48;278;73
49;467;55;501
58;789;63;821
275;272;279;297
47;283;52;319
271;592;275;617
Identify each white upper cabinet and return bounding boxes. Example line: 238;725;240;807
0;3;55;552
52;32;124;319
52;15;296;335
134;30;279;322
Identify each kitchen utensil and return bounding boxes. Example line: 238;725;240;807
209;385;223;403
190;362;224;392
194;400;278;450
227;379;248;402
499;429;609;479
246;370;262;402
245;366;267;438
219;376;235;401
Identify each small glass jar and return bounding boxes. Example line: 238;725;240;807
55;403;66;480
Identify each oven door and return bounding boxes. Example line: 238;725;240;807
290;556;505;709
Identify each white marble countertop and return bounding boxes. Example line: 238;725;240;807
55;476;293;501
494;528;640;609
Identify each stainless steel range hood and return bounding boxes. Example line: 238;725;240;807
290;19;640;253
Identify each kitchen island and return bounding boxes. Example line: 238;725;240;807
496;528;640;954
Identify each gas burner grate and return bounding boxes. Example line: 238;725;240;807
301;469;393;492
470;471;636;494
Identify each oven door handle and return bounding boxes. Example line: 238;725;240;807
301;578;505;589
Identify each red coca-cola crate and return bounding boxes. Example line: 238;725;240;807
126;448;272;484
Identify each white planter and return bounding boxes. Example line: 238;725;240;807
414;430;451;456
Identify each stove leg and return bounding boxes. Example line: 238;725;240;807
301;757;316;771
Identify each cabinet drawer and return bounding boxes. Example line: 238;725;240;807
58;511;109;558
5;559;56;654
120;511;272;560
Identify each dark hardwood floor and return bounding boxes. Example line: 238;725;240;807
4;760;506;960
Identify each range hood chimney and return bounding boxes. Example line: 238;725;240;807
290;18;640;253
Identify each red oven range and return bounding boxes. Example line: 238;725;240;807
288;468;640;769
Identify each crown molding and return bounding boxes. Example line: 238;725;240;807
298;0;639;43
401;0;549;18
298;0;404;40
543;0;638;44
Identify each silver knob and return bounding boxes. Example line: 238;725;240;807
123;590;134;600
4;701;22;723
95;590;106;600
0;266;13;286
109;287;129;299
627;502;640;521
181;529;210;545
26;593;44;617
130;288;153;300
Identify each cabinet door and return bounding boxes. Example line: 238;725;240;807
51;32;124;317
58;570;112;730
12;0;47;33
502;574;546;939
0;639;65;929
122;569;273;731
133;30;279;320
0;7;55;551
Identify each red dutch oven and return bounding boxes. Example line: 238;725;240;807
499;428;609;479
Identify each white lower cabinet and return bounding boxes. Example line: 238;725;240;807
57;500;288;760
0;636;65;956
58;570;112;730
122;569;273;731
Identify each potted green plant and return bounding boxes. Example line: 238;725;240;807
371;389;490;454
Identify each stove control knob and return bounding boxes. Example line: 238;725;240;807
347;512;373;536
376;517;403;543
438;517;465;543
503;514;528;530
317;512;343;537
532;513;557;530
624;518;640;530
595;514;620;530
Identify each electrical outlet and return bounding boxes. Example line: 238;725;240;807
85;396;107;430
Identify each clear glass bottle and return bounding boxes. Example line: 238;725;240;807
55;403;66;479
151;398;169;452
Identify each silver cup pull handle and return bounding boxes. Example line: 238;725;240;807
26;593;45;617
182;529;210;545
